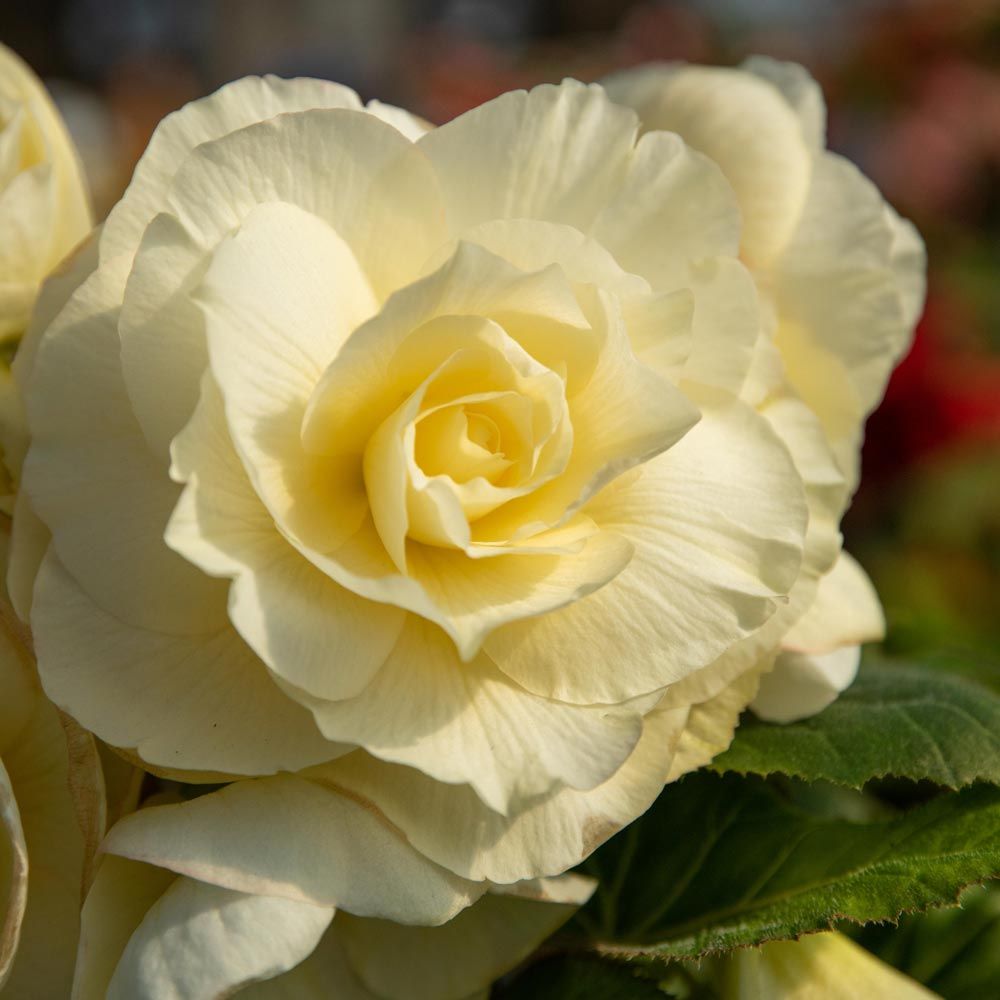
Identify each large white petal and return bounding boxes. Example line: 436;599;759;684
99;75;366;264
21;263;228;634
163;106;447;302
782;551;884;655
752;645;861;724
0;166;55;336
297;616;650;814
73;856;177;1000
32;551;344;777
0;43;91;266
197;201;378;555
773;151;923;425
117;213;212;462
590;129;741;292
679;256;760;398
603;63;812;267
741;55;827;149
0;689;87;998
167;374;404;702
752;551;884;723
319;701;690;884
445;217;650;301
108;877;333;1000
102;775;483;924
665;663;764;782
655;388;847;721
486;401;807;704
418;80;639;237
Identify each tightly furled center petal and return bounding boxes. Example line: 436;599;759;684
358;316;572;566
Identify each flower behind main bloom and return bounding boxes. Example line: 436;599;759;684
0;43;90;345
14;75;813;898
604;58;926;722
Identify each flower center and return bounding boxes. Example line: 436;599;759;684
413;404;513;486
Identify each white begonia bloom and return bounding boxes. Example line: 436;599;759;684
717;931;940;999
0;43;91;344
0;531;103;998
15;73;819;895
604;58;926;720
75;791;593;1000
0;44;91;517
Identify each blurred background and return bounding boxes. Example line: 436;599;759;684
3;0;999;666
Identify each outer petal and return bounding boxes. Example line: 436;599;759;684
0;43;91;270
678;256;759;398
590;128;741;292
602;63;811;268
752;646;861;725
101;774;484;925
442;217;650;302
318;701;690;884
781;551;884;655
9;226;100;407
0;685;88;998
752;551;883;723
773;151;924;428
167;374;404;702
741;55;827;149
486;401;807;704
32;550;345;778
665;663;765;782
297;616;650;814
117;214;215;463
337;882;590;1000
21;263;228;635
74;856;177;1000
99;74;366;265
3;235;100;610
108;878;332;1000
162;106;447;302
417;80;639;238
0;167;56;336
657;390;846;716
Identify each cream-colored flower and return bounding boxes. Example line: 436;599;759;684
0;530;102;999
717;931;939;999
0;45;91;516
15;74;814;897
0;43;90;344
75;790;593;999
604;59;925;720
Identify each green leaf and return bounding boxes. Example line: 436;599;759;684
493;955;670;998
856;883;1000;1000
577;773;1000;962
712;662;1000;788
